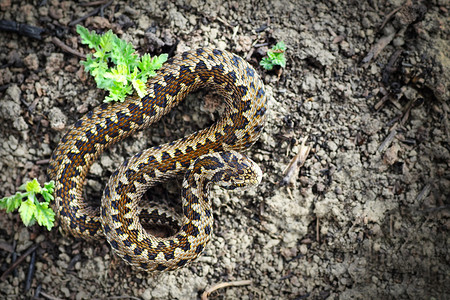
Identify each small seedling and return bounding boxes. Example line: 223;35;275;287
76;25;168;102
0;179;55;230
260;41;287;71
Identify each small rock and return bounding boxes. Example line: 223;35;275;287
327;140;338;152
169;8;188;29
150;281;170;298
15;227;31;252
280;247;298;259
100;155;114;170
48;107;68;131
23;53;39;71
216;40;227;51
141;288;152;300
0;100;20;120
8;135;18;151
145;32;165;52
76;291;89;300
45;53;64;76
6;84;21;103
383;144;400;165
90;162;103;177
48;6;63;19
60;287;70;298
38;6;48;17
302;73;318;92
124;6;139;18
393;36;405;47
86;16;111;29
299;244;308;255
0;67;13;85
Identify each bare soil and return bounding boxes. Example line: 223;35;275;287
0;0;449;299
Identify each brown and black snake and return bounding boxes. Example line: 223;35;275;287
48;47;267;271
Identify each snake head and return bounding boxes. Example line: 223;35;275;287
211;151;263;191
186;151;263;191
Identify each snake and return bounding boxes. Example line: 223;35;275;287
48;47;267;271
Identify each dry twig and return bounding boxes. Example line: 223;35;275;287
0;244;38;281
201;280;253;300
52;37;86;59
39;291;63;300
280;137;311;185
361;31;396;65
68;0;113;26
377;129;397;153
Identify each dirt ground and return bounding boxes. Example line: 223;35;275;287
0;0;449;299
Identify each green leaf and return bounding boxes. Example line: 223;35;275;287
260;57;274;70
132;78;146;98
76;25;100;50
77;25;168;102
35;202;55;231
151;54;168;70
41;180;55;202
43;181;55;194
81;54;97;73
260;41;287;70
2;179;55;230
105;82;132;103
41;189;54;203
271;54;286;68
19;198;37;227
0;196;7;210
99;30;114;53
0;193;23;213
112;38;137;66
273;41;286;51
25;178;42;193
104;65;129;84
267;51;277;60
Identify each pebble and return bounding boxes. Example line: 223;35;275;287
383;144;400;165
15;227;31;252
100;155;114;170
61;287;70;298
168;8;188;29
327;140;338;152
45;53;64;76
76;291;89;300
23;53;39;71
8;135;18;151
48;107;68;131
393;36;405;47
6;84;21;103
90;162;103;177
299;244;308;255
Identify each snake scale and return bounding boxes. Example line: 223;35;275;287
48;47;267;271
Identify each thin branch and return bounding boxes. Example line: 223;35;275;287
280;136;311;185
0;244;38;281
201;280;253;300
68;0;114;26
52;37;86;59
39;291;64;300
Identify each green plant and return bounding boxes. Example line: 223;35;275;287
76;25;168;103
0;179;55;230
260;41;287;70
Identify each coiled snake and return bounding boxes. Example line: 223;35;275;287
48;47;267;271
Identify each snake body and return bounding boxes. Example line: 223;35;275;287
48;47;267;271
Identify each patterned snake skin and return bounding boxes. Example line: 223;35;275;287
48;47;267;271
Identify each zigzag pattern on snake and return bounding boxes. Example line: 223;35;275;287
48;47;267;271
